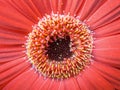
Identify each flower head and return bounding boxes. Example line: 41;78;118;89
26;13;93;79
0;0;120;90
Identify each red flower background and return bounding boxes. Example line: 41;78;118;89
0;0;120;90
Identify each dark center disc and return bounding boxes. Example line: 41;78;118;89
46;36;73;61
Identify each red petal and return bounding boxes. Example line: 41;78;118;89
49;0;58;13
3;69;38;90
94;19;120;37
0;61;30;89
30;76;46;90
78;0;107;20
3;0;38;23
0;46;25;53
93;34;120;67
64;78;80;90
81;70;96;89
64;0;79;15
0;51;26;63
92;36;120;66
87;0;120;28
76;76;89;90
0;58;25;73
48;80;62;90
0;1;33;33
31;0;51;15
92;62;120;89
39;78;52;90
84;65;114;89
0;39;25;45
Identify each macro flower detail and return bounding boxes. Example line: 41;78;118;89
26;13;93;79
0;0;120;90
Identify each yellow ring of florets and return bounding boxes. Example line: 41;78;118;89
26;13;93;79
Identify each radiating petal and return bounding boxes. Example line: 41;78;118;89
0;46;25;53
94;19;120;37
64;78;80;90
84;65;114;89
48;80;63;90
0;1;33;33
3;0;38;23
39;78;52;90
49;0;58;13
87;0;120;28
30;75;46;90
3;69;38;90
93;34;120;68
76;76;89;90
93;62;120;89
0;60;30;90
77;0;107;20
0;39;25;45
31;0;52;16
0;58;25;73
32;77;63;90
0;51;26;63
81;70;96;90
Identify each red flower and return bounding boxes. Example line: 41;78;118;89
0;0;120;90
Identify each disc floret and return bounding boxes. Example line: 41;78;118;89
26;13;93;79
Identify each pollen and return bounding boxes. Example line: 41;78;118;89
26;13;93;79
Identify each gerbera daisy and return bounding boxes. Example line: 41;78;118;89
0;0;120;90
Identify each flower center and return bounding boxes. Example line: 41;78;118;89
46;35;72;61
26;13;93;79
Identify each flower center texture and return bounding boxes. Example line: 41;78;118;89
47;35;72;61
26;13;93;79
